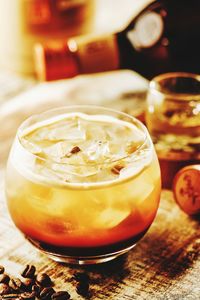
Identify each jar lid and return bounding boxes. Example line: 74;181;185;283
173;165;200;215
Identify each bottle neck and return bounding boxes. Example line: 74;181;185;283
67;33;120;74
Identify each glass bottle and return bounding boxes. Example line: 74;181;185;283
0;0;94;75
35;0;200;81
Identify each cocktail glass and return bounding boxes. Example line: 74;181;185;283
6;106;161;264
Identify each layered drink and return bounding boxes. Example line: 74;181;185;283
6;106;161;264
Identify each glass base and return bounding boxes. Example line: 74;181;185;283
28;238;136;265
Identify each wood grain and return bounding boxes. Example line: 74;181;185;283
0;71;199;300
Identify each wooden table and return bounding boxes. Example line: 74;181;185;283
0;70;199;300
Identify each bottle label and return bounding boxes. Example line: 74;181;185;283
68;34;120;73
127;11;164;49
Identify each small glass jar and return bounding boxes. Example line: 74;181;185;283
145;72;200;188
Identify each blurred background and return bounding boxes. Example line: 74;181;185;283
0;0;150;77
0;0;154;109
0;0;153;165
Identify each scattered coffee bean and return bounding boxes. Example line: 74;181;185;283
9;278;23;292
51;291;70;300
73;272;89;283
20;291;36;300
21;266;36;279
76;282;89;297
0;265;74;300
31;285;42;297
70;146;81;154
1;294;19;299
39;287;55;299
22;279;35;291
0;283;10;295
36;273;52;287
0;275;10;285
111;164;124;175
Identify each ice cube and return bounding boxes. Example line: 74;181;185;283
84;140;110;162
86;123;108;141
21;139;42;154
126;170;154;204
94;167;117;182
42;141;74;161
62;127;86;141
27;117;86;142
35;161;68;182
51;161;100;183
45;219;74;234
93;207;130;229
47;121;86;141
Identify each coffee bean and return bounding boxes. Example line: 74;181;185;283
0;283;10;295
70;146;81;154
73;272;89;283
40;287;55;299
0;266;5;275
76;281;89;297
51;291;70;300
9;278;23;292
31;285;42;297
0;265;74;300
111;164;124;175
0;274;10;284
36;273;52;287
22;279;34;291
20;291;36;300
1;294;20;299
21;266;36;279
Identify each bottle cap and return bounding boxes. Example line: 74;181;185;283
173;165;200;215
34;41;79;81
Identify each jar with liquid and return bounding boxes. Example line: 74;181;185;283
146;72;200;188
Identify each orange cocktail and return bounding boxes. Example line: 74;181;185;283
6;106;161;264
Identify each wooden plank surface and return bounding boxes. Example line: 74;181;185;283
0;71;199;300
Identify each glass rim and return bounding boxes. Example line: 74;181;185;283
16;105;149;167
149;72;200;101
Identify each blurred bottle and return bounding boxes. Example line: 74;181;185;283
35;0;200;81
145;72;200;189
0;0;94;75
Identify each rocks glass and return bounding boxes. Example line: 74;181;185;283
6;106;161;264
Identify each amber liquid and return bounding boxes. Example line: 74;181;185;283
27;229;148;258
6;110;161;262
6;155;160;258
146;90;200;189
